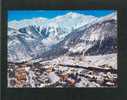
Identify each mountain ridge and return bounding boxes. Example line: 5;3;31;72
8;12;117;63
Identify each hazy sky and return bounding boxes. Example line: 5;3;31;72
8;10;116;21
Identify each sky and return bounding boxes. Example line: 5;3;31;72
8;10;116;21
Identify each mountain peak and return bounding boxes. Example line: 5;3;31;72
65;12;85;18
66;12;79;15
97;12;117;23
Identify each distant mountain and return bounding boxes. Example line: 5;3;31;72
8;12;117;62
8;17;48;29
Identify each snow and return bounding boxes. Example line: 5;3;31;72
48;53;117;70
48;72;60;83
8;17;48;29
96;12;117;24
89;32;100;41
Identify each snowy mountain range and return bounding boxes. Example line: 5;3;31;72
8;12;117;62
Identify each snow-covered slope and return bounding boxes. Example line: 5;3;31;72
45;12;98;32
8;12;117;62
